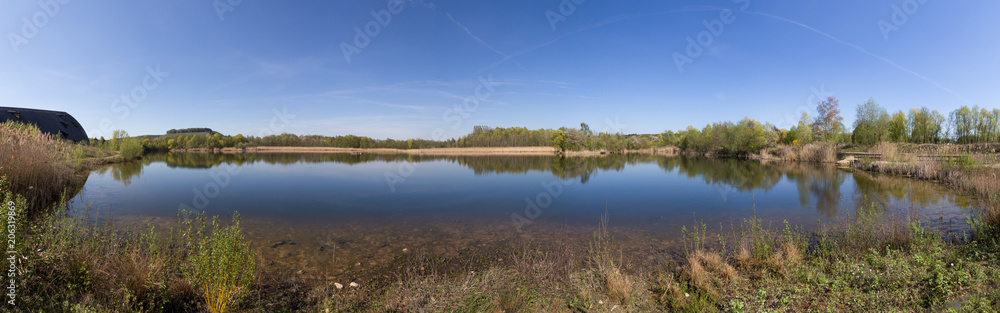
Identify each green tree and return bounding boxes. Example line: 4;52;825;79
735;117;766;153
782;127;799;145
949;106;975;143
797;112;813;144
551;129;568;152
565;128;586;150
888;111;908;142
851;98;890;145
908;107;944;143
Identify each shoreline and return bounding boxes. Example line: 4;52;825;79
168;145;680;157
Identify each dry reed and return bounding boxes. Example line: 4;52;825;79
0;121;74;212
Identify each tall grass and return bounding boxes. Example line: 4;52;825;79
0;121;74;212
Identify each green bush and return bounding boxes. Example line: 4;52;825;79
183;212;257;313
118;138;145;159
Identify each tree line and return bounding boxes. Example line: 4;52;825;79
165;128;217;135
851;99;998;145
86;97;999;155
671;97;847;155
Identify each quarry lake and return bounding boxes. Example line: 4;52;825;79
69;152;975;277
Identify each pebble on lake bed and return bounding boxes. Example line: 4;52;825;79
334;283;343;290
349;282;359;288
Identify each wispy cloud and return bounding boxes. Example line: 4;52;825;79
348;98;441;112
444;12;529;72
743;10;971;104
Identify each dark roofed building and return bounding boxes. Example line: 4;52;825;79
0;107;89;142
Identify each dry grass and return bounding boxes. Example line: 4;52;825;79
871;141;899;162
765;241;803;278
778;142;836;163
780;240;801;266
681;250;737;298
864;160;941;179
0;120;74;212
733;242;752;269
589;212;634;305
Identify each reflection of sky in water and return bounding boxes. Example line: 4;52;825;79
70;153;976;268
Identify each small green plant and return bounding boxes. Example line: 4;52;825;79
184;212;257;313
681;217;708;256
728;298;747;313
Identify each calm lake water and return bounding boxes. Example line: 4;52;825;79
69;152;975;276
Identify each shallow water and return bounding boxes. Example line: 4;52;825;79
69;152;975;276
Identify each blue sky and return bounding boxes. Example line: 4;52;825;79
2;0;997;140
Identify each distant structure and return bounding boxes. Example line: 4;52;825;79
0;107;88;142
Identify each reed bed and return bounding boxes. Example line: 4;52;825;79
776;142;837;163
0;121;74;212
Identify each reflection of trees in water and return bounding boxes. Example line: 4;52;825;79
850;171;971;216
138;153;661;184
658;157;783;192
656;158;969;218
144;152;423;169
94;161;144;186
778;163;845;218
111;153;971;218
